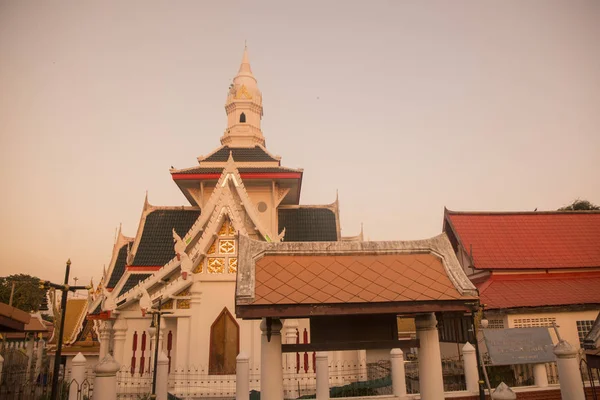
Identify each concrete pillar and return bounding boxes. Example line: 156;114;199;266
69;352;87;400
533;363;548;388
554;340;585;400
34;338;44;380
93;354;120;400
99;320;113;359
415;313;444;400
112;318;127;364
156;350;169;400
462;342;479;393
260;318;283;400
316;352;329;400
390;348;407;399
236;352;250;400
175;317;190;368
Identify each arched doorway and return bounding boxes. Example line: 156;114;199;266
209;307;239;374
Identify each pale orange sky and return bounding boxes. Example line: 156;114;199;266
1;1;599;286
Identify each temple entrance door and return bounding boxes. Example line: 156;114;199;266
209;307;239;374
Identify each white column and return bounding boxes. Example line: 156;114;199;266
260;318;283;400
554;339;585;400
316;352;329;400
34;339;45;380
236;352;250;400
284;319;298;371
415;313;444;400
462;342;479;393
491;382;516;399
189;280;203;362
284;319;299;399
532;363;548;388
176;317;190;368
156;351;169;400
99;320;113;359
390;348;407;399
93;354;120;400
112;319;128;364
69;352;87;400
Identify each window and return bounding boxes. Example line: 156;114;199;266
487;319;505;329
209;308;239;374
239;112;246;123
577;320;594;346
513;317;556;328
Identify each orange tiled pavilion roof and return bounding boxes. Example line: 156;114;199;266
236;234;478;319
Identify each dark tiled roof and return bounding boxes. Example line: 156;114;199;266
278;208;338;242
203;146;277;162
117;274;152;297
131;209;201;266
107;244;129;289
175;166;301;175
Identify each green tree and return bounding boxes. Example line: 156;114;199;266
558;199;600;211
0;274;47;312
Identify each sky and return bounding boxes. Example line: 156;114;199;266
1;1;599;286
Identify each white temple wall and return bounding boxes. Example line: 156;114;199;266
245;186;276;235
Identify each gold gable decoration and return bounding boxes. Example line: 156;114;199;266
204;218;238;275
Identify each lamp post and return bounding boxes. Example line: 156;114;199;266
470;302;489;400
45;259;91;400
145;297;172;399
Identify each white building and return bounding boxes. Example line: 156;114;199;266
86;46;361;378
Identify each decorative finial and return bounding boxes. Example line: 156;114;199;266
66;259;72;266
245;40;247;49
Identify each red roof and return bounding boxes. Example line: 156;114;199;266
478;272;600;310
445;211;600;270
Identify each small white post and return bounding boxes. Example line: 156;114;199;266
533;363;548;388
69;352;87;400
0;353;4;386
390;348;407;399
236;352;250;400
462;342;479;393
156;350;169;400
316;352;329;400
554;340;585;400
491;382;516;399
92;354;120;400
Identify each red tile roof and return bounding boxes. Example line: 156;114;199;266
253;254;471;305
478;272;600;310
445;211;600;270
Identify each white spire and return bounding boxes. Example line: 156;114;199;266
221;45;265;147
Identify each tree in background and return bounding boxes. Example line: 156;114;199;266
558;199;600;211
0;274;47;312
